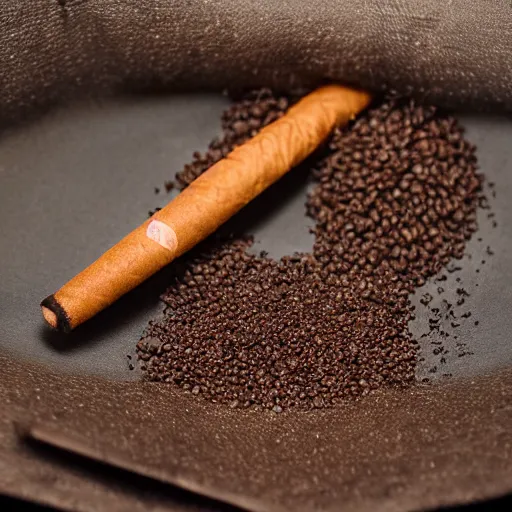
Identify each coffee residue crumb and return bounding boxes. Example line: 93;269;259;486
138;91;483;411
420;293;433;306
148;207;161;217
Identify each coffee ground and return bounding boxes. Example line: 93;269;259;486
137;92;482;411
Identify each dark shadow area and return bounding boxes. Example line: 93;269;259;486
0;495;57;511
428;492;512;511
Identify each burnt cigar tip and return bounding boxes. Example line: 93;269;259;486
41;295;72;333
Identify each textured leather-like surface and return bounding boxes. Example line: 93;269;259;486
1;0;512;125
1;352;512;512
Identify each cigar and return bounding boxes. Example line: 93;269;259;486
41;85;371;332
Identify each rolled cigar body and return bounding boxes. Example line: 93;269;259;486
41;85;371;332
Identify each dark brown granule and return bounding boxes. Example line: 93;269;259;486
137;91;483;411
148;207;161;217
420;293;433;306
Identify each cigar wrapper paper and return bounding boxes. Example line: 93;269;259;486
41;86;371;332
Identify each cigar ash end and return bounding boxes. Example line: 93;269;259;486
41;295;72;333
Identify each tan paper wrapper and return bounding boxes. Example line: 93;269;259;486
42;86;371;331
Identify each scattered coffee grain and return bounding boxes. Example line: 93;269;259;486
137;92;483;411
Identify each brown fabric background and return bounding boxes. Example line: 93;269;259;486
1;0;512;127
2;353;512;512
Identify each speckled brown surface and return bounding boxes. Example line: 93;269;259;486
1;352;512;512
1;0;512;126
0;353;238;512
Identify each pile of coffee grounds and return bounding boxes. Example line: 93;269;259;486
137;92;482;411
309;101;481;292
